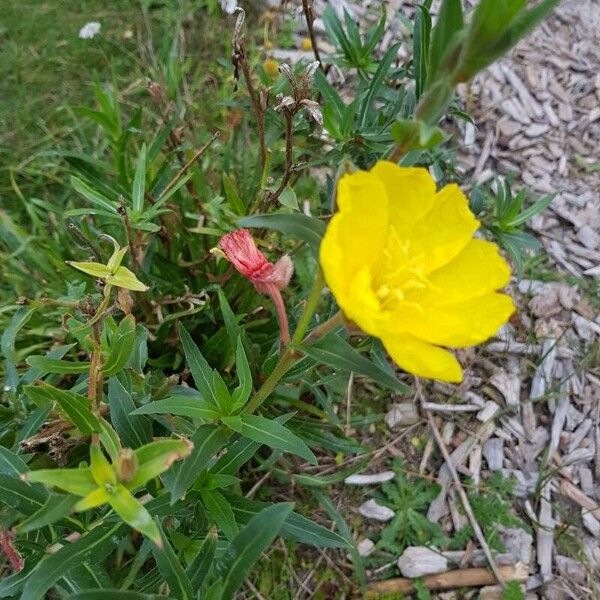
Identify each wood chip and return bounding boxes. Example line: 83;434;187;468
345;471;395;485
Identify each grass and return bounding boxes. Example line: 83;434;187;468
0;0;232;202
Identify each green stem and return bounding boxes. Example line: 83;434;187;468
243;349;295;414
292;268;325;344
243;269;336;415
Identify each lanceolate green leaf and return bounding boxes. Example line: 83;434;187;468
25;356;91;374
200;489;238;540
221;415;317;465
103;315;136;376
108;377;152;449
24;467;97;496
0;474;47;515
2;307;35;362
18;494;79;533
186;528;217;590
0;446;29;476
223;493;350;549
210;414;293;475
128;438;193;490
24;383;101;434
131;396;222;421
71;176;118;213
428;0;464;82
166;425;230;502
217;288;243;352
358;43;401;127
231;337;252;411
153;525;193;600
66;261;112;278
21;522;124;600
300;333;410;393
132;143;147;214
0;568;29;598
218;503;293;600
413;5;432;99
109;485;161;546
178;323;216;404
238;213;325;254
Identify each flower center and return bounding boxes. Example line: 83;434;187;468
374;226;432;310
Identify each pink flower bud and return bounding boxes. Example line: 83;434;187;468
219;229;293;343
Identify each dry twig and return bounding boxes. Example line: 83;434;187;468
417;382;506;587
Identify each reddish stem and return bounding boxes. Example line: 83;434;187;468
0;526;24;572
264;283;290;344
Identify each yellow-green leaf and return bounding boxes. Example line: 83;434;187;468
127;438;193;490
106;266;149;292
23;467;97;496
107;245;128;272
109;484;162;547
73;487;110;511
90;443;116;487
66;261;112;279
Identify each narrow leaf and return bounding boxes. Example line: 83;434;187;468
26;356;90;374
218;503;293;600
18;494;78;533
238;213;325;254
201;489;238;540
131;396;222;421
153;524;193;600
222;415;316;465
166;425;230;502
132;143;147;214
186;528;217;590
21;522;124;600
109;485;161;546
128;438;193;490
300;333;410;393
178;323;216;404
24;467;97;496
108;378;152;449
24;383;101;435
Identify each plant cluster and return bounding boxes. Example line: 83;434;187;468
0;1;558;598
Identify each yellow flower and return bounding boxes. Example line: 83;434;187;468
301;37;312;51
263;58;279;78
320;161;515;382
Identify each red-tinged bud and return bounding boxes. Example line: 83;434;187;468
219;229;293;343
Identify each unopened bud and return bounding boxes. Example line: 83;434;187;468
115;448;138;484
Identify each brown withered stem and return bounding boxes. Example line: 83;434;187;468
232;10;268;171
264;108;294;207
416;381;506;588
301;0;323;70
240;56;267;170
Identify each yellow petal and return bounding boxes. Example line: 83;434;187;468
74;487;110;512
411;239;511;305
409;183;479;272
382;334;463;382
343;266;383;336
320;170;388;309
370;161;436;236
391;292;515;348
